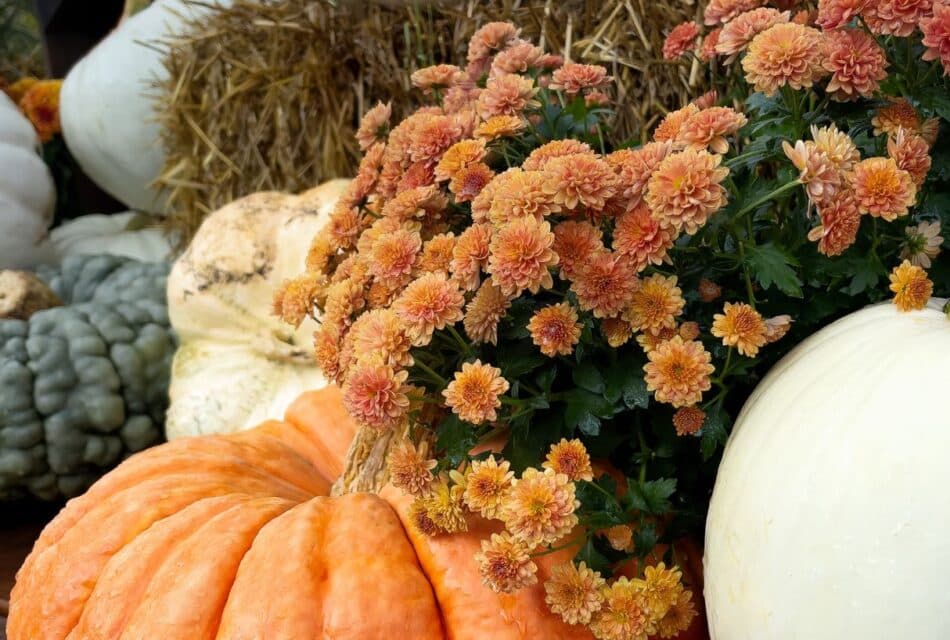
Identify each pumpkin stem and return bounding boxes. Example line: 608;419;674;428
0;271;62;320
332;424;404;495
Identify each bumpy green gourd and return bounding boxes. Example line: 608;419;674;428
0;255;176;500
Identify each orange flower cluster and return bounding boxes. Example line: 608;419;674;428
9;78;63;142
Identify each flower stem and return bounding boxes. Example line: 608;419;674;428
413;359;447;387
530;533;588;558
734;180;800;219
446;325;470;353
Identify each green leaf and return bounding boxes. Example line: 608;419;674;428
622;374;650;410
572;361;605;394
625;477;677;515
700;404;731;461
500;341;547;379
846;257;881;296
632;523;660;558
576;537;613;575
436;414;476;469
563;389;615;434
577;413;601;436
746;242;803;297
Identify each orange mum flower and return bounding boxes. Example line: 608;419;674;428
811;124;861;172
541;154;618;211
463;278;512;345
607;141;672;208
887;128;932;187
502;467;580;547
783;139;843;207
822;28;888;101
544;562;607;626
657;590;699;638
716;8;790;61
417;233;457;275
463;455;515;518
889;260;933;311
645;148;730;234
487;216;558;296
356;101;392;150
742;23;826;95
435;138;488;182
849;156;916;221
603;525;635;552
327;203;363;250
698;278;722;302
679;321;701;341
475;115;526;140
543;439;594;482
443;359;510;424
624;274;685;333
601;317;634;347
18;79;62;142
704;0;765;25
871;98;939;144
408;497;442;536
392;272;465;345
273;274;322;328
323;277;367;329
663;21;700;60
864;0;931;36
613;204;676;272
475;532;538;594
816;0;868;30
492;40;544;75
389;439;437;496
490;169;560;225
653;104;700;144
589;578;653;640
342;358;411;430
477;73;540;118
450;223;493;291
450;162;494;202
468;22;521;62
348;308;414;368
523;139;595;171
571;250;640;318
369;227;423;285
644;337;715;407
636;326;679;353
550;62;612;95
675;106;748;154
409;114;464;164
711;301;768;357
553;220;605;281
922;2;950;76
673;406;706;436
528;302;583;357
808;190;862;256
313;324;342;382
701;28;723;61
642;563;686;620
411;64;464;94
4;77;37;104
423;475;468;534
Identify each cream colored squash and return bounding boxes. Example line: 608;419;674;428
49;212;173;262
0;93;55;269
705;298;950;640
164;179;349;440
59;0;231;213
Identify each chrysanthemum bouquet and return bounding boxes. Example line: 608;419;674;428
276;9;949;639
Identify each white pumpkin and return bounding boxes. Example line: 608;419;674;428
164;179;349;440
705;298;950;640
59;0;231;213
49;212;173;262
0;93;56;269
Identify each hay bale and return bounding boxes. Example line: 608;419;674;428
155;0;704;242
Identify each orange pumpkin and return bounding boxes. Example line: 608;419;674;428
9;386;708;639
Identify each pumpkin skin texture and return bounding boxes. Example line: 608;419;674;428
705;299;950;640
49;212;172;263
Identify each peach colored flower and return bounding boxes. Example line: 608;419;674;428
422;475;468;533
450;162;494;202
409;496;442;536
528;302;584;357
491;40;544;75
544;439;594;482
816;0;868;30
381;185;442;220
589;578;654;640
871;98;939;144
679;321;701;341
489;169;560;225
663;21;700;60
417;233;457;275
901;220;943;268
808;190;862;256
742;23;827;95
653;104;700;144
487;216;558;296
342;358;411;430
18;79;62;142
502;467;580;547
324;278;367;329
305;234;334;276
545;562;607;626
613;203;677;272
675;106;748;153
435;138;488;182
348;308;414;368
393;272;465;345
273;274;321;328
471;172;502;223
716;8;791;60
607;141;673;207
698;278;722;302
636;326;679;353
468;22;521;62
541;154;618;211
701;28;723;61
645;148;730;234
922;1;950;76
389;439;437;496
624;274;685;333
783;139;843;207
553;220;606;280
673;407;706;436
463;277;512;345
369;227;423;285
585;90;611;107
644;337;715;407
603;525;635;552
811;124;861;171
314;325;343;382
476;532;538;593
642;563;686;621
464;455;514;519
822;28;888;101
711;301;768;357
475;114;526;140
409;115;464;164
451;222;493;291
849;156;916;220
523;139;595;171
477;73;540;118
571;251;641;319
327;202;363;250
764;315;793;343
411;64;464;94
444;83;480;114
704;0;765;24
601;317;634;347
693;89;719;110
550;62;612;94
864;0;932;36
888;128;932;187
657;590;699;638
443;360;509;424
889;260;933;311
356;101;392;150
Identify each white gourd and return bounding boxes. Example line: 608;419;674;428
0;93;55;269
59;0;231;213
164;179;349;440
49;212;173;262
705;298;950;640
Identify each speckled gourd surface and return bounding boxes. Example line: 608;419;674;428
0;254;175;501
